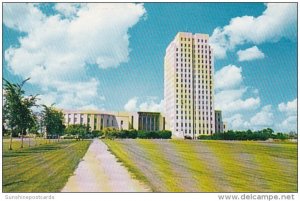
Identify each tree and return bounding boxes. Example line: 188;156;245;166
3;78;38;149
64;124;90;140
41;105;65;141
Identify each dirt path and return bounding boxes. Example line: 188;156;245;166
61;139;150;192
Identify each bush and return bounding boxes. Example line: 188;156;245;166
197;135;212;140
91;130;102;138
102;129;172;139
103;127;119;139
197;128;290;141
137;130;147;139
127;129;138;139
61;134;76;139
158;130;172;139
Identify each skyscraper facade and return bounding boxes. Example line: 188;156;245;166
164;32;215;138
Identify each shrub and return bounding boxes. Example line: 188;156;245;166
158;130;172;139
61;134;76;139
137;130;147;139
197;128;290;141
91;130;102;138
128;129;138;139
103;127;119;139
101;128;172;139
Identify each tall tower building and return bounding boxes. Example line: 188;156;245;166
164;32;215;138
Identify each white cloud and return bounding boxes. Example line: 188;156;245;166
124;97;138;112
250;105;274;127
210;3;297;58
225;114;245;130
3;3;45;32
237;46;265;61
4;3;146;109
215;65;260;112
124;97;164;113
36;78;103;110
278;116;297;133
277;98;297;132
54;3;85;19
216;92;260;113
278;98;297;115
215;65;242;90
139;99;164;112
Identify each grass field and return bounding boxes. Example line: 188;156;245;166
3;138;60;151
3;139;91;192
103;139;297;192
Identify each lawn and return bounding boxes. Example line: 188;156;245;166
3;137;60;151
3;139;91;192
103;139;297;192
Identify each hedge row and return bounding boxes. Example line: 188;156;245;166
103;128;172;139
198;128;290;141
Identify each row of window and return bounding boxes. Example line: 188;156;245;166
175;74;212;80
176;110;191;115
176;89;191;93
176;85;212;90
176;83;212;89
177;105;191;109
175;129;213;135
176;78;192;83
176;73;191;78
175;110;213;115
175;123;213;129
177;50;211;55
175;69;212;74
175;116;213;121
175;98;213;104
180;37;208;44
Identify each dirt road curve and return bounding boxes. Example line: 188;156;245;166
61;139;150;192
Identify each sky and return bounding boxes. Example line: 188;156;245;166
3;3;298;133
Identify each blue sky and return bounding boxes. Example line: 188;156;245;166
3;3;297;132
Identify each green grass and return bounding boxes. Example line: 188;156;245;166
135;140;183;192
102;139;297;192
3;139;91;192
103;139;154;191
3;138;59;151
170;140;220;191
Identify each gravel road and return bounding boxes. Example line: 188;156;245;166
61;139;150;192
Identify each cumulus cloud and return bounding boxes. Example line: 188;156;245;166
277;98;297;132
124;97;138;112
4;3;146;109
215;65;260;112
3;3;45;32
215;65;242;90
210;3;297;58
54;3;85;19
225;114;247;130
139;99;164;112
124;97;164;113
250;105;274;127
278;116;297;132
278;98;297;115
237;46;265;61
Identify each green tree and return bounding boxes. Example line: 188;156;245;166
64;124;90;140
3;78;38;149
41;105;65;141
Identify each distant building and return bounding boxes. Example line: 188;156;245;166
223;122;227;132
215;110;225;133
62;110;165;131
